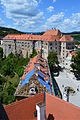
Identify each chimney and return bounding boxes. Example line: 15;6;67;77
36;103;45;120
36;87;46;120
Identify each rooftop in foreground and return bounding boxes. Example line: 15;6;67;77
4;93;80;120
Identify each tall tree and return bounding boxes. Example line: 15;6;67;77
30;49;37;58
71;51;80;74
0;47;3;58
48;51;59;69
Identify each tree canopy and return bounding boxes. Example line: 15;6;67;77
48;51;59;69
1;53;29;78
71;51;80;74
30;49;37;58
0;52;30;104
0;47;3;58
0;49;38;104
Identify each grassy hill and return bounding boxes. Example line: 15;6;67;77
0;27;24;37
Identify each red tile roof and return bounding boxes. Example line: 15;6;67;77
43;29;61;36
5;93;44;120
3;30;74;43
22;55;38;80
3;29;61;42
3;34;30;40
46;93;80;120
60;35;73;42
3;34;60;42
41;35;60;42
71;51;76;58
4;93;80;120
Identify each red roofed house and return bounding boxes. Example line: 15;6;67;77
3;93;80;120
2;29;74;66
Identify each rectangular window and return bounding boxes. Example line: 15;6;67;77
9;45;11;49
50;43;52;46
50;47;52;50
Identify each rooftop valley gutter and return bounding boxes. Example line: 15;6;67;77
48;63;56;96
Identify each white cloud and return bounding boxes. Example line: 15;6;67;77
53;0;56;3
40;12;80;32
1;0;38;18
1;0;44;32
1;0;80;32
47;6;54;12
61;13;80;32
14;12;44;31
40;12;64;30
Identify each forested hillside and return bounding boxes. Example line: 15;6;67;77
0;27;24;37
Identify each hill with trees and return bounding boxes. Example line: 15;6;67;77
0;27;24;37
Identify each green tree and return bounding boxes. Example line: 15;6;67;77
0;47;3;58
16;67;24;77
0;52;30;104
48;51;59;69
71;52;80;73
30;49;37;58
1;55;15;77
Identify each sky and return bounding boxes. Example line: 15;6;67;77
0;0;80;32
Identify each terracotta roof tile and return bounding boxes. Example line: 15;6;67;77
3;29;61;42
22;55;38;80
4;93;80;120
46;93;80;120
5;93;44;120
43;29;61;36
60;35;73;42
41;35;60;42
